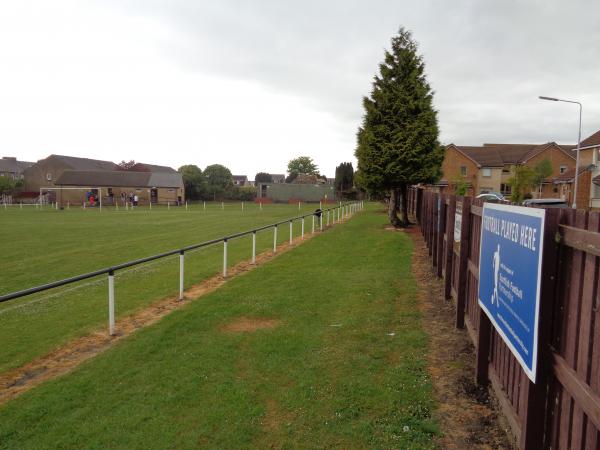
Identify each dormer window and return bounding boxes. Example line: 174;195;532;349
46;173;52;181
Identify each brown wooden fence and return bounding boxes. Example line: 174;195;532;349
408;186;600;450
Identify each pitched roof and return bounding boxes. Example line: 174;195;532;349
233;175;248;181
554;164;594;183
55;170;182;188
455;145;504;167
580;129;600;149
50;154;118;171
0;157;34;174
482;143;538;164
130;162;177;173
521;142;576;162
448;141;576;167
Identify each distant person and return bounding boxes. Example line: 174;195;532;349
121;192;126;205
89;195;95;207
129;192;134;205
133;194;138;207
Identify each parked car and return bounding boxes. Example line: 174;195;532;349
522;198;568;209
476;192;507;203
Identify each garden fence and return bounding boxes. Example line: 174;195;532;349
408;186;600;450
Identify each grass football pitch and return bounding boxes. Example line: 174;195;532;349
0;202;339;374
0;207;438;449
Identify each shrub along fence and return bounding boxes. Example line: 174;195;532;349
408;187;600;450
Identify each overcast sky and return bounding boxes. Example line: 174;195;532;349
1;1;599;178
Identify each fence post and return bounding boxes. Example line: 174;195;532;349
455;196;471;329
252;231;256;264
416;188;423;224
444;195;456;299
301;218;305;238
289;220;293;244
273;225;278;252
312;215;315;233
223;239;228;277
518;208;560;450
327;210;330;226
436;194;446;278
108;270;115;336
320;214;323;231
179;251;184;300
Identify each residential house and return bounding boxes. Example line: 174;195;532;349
438;142;575;200
269;174;286;184
0;157;34;179
566;129;600;208
232;175;248;186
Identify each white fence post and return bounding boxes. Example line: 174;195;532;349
185;201;188;211
289;220;293;244
204;201;206;211
223;239;228;278
242;201;244;211
312;215;315;233
301;217;305;238
168;201;170;210
252;231;256;264
221;202;224;210
320;214;323;231
108;270;115;336
327;210;330;226
273;225;278;253
298;201;300;211
179;251;184;300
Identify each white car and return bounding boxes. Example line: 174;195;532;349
476;192;507;203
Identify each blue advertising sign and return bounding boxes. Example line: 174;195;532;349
478;203;545;382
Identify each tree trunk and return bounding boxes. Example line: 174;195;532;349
399;184;410;227
388;188;402;227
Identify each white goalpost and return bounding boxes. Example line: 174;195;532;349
40;186;104;209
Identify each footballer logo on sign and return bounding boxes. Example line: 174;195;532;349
478;203;545;382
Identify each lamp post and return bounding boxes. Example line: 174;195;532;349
539;96;582;209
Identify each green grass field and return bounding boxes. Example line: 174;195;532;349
0;202;341;374
0;208;437;449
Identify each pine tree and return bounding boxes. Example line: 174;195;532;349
355;28;444;227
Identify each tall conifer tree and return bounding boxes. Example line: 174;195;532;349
355;28;443;227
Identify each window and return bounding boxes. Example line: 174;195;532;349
46;172;52;181
560;165;567;174
500;183;512;195
460;166;467;176
482;168;492;177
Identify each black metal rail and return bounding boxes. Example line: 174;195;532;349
0;203;359;304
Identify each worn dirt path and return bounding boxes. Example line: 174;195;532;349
405;226;514;449
0;229;326;406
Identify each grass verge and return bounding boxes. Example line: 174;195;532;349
0;208;438;449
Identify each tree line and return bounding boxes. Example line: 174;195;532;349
179;157;359;201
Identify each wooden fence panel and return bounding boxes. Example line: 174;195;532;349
410;187;600;449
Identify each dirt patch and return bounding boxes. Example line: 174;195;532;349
0;231;317;406
406;226;514;449
221;316;281;333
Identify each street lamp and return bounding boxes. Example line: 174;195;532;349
539;96;582;209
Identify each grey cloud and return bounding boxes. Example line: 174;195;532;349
111;0;600;146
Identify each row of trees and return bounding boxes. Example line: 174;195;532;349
177;164;255;201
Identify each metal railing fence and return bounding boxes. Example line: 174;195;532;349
0;201;364;335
